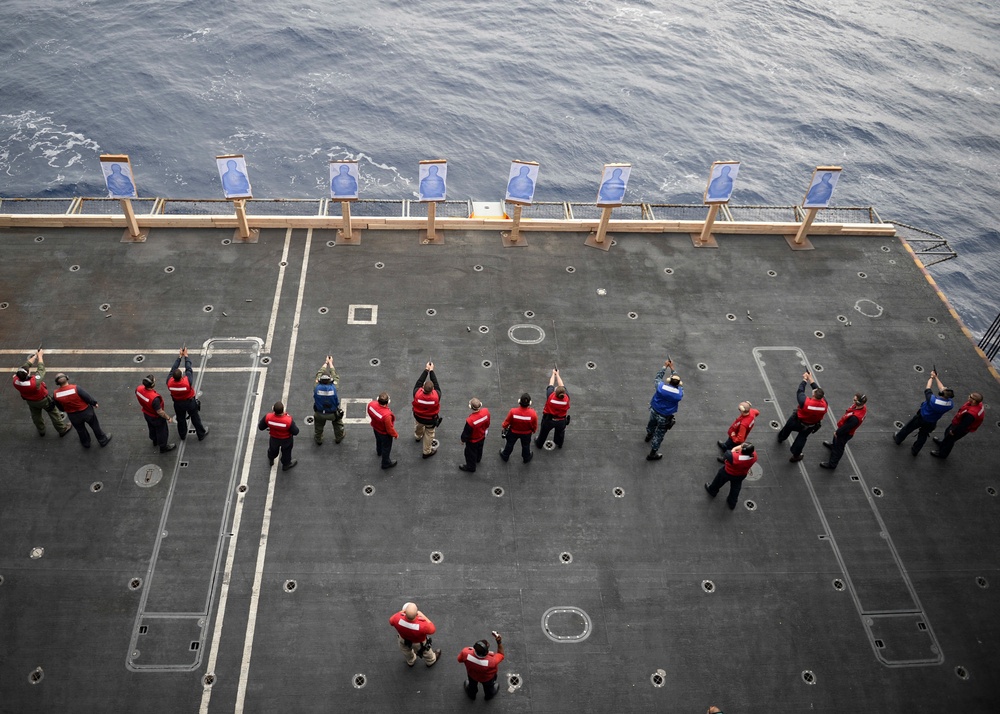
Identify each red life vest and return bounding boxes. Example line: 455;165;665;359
465;409;491;442
368;400;396;435
503;406;537;434
167;374;196;401
389;611;436;642
12;373;48;401
458;647;505;683
53;384;88;413
135;384;163;418
797;397;828;424
411;389;440;420
837;404;867;437
727;408;759;443
724;450;758;477
543;391;570;418
952;401;985;432
265;412;294;439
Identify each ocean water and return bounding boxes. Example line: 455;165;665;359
2;0;998;335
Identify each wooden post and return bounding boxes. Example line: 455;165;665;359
118;198;147;243
786;206;818;250
501;203;528;247
232;199;259;243
585;205;614;251
336;200;361;245
419;200;444;245
691;203;721;248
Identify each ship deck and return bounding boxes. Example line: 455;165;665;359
1;224;998;713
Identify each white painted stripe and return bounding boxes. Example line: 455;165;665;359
263;227;293;354
198;368;268;714
2;366;266;374
234;227;312;713
0;348;246;355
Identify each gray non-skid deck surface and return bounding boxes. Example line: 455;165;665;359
1;226;998;713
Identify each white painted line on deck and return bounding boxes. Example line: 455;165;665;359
198;368;269;713
2;366;266;373
234;228;313;713
263;227;294;353
0;348;249;355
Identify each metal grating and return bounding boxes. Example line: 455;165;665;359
891;221;958;267
244;199;324;216
0;198;74;214
568;202;645;220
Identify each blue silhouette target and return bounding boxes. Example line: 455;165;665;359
100;158;138;199
596;164;631;206
418;162;447;201
802;168;841;208
704;161;740;203
505;161;539;204
330;161;360;200
216;155;253;199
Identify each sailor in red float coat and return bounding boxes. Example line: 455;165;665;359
257;401;299;470
932;392;985;458
52;372;112;448
500;393;538;464
389;602;440;667
459;398;491;472
457;631;506;701
136;374;176;453
411;361;441;457
368;392;399;469
535;368;570;450
820;393;868;469
705;442;758;509
717;401;759;452
11;349;71;436
166;346;208;441
777;371;828;462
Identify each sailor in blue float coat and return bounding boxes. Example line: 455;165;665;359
644;359;683;460
894;370;953;456
313;355;345;445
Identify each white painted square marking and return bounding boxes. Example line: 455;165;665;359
348;304;378;325
341;398;374;424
